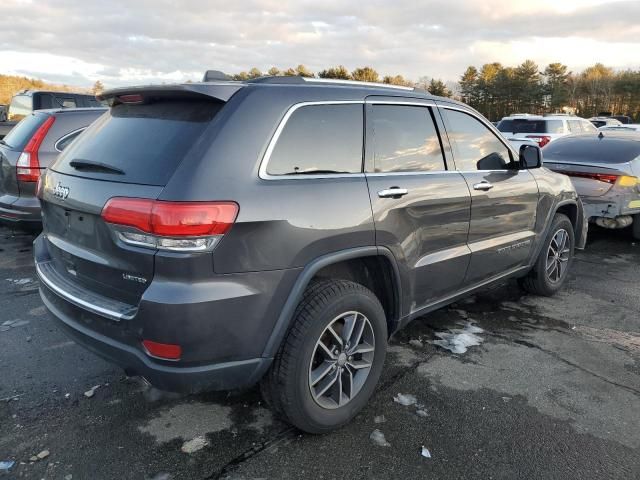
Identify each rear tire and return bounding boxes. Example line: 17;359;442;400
632;215;640;241
261;279;387;434
520;213;574;296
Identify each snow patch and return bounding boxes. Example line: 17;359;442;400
433;322;484;354
393;393;417;406
370;429;391;447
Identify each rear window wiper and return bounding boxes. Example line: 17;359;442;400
69;159;125;175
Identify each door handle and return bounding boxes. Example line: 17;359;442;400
473;181;494;191
378;187;409;198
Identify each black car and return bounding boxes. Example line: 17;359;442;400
35;76;585;432
0;108;106;227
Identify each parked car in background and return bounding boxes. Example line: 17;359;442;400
1;90;104;141
34;76;585;433
598;124;640;133
497;113;596;148
589;116;623;128
0;105;7;122
0;107;106;228
7;90;104;121
543;131;640;239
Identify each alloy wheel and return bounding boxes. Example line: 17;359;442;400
308;311;375;409
546;228;571;283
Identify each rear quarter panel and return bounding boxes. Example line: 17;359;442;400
160;86;376;274
529;167;580;254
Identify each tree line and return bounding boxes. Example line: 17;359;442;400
232;62;640;121
459;61;640;121
2;61;639;121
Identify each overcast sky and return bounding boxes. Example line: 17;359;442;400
1;0;639;88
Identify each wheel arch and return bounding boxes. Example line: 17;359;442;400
261;246;402;359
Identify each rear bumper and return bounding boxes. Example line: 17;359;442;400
39;285;270;392
582;194;640;220
0;193;41;226
34;234;299;393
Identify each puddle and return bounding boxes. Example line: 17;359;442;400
138;402;233;443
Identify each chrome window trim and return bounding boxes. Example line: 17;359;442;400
54;127;86;152
259;101;365;180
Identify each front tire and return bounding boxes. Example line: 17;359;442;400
520;213;574;296
261;280;387;433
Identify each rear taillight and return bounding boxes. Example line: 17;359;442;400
16;116;56;182
101;197;239;252
552;171;619;184
526;135;551;148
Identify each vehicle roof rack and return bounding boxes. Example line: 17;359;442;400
246;76;416;91
543;113;571;116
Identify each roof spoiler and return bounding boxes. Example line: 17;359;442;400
97;83;243;105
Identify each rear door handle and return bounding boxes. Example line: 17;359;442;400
473;181;494;191
378;187;409;198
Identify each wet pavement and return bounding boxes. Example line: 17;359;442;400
0;224;639;479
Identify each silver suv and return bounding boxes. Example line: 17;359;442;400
498;113;597;149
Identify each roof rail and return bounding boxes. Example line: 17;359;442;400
302;77;415;91
246;75;416;91
543;113;571;117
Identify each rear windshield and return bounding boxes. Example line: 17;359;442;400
497;119;563;134
1;113;47;150
543;136;640;164
51;99;222;185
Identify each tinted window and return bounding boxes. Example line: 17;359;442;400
267;104;363;175
55;129;84;152
497;119;563;134
590;120;606;128
543;136;640;164
61;98;77;108
1;113;47;150
370;105;445;172
442;109;512;171
568;120;582;133
52;99;222;185
8;95;32;120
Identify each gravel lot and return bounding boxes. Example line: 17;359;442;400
1;224;639;479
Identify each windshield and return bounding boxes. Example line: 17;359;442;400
51;98;223;185
498;119;563;134
1;113;47;150
543;136;640;164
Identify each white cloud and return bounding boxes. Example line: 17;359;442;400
0;0;638;88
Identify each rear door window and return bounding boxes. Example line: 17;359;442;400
370;105;446;172
61;98;77;108
51;98;223;185
568;120;583;133
266;104;363;175
1;113;47;150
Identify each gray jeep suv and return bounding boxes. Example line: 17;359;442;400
34;77;586;433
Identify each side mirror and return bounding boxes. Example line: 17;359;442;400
519;144;542;169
